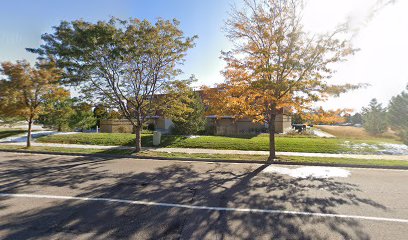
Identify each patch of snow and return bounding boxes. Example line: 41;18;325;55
378;143;408;155
187;135;200;139
341;141;379;153
262;166;351;179
342;141;408;155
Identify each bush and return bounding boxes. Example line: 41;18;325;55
284;129;316;137
199;124;216;135
159;79;206;135
170;118;206;135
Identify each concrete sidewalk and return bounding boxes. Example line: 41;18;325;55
1;141;408;161
0;131;77;143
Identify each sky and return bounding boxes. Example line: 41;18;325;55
0;0;407;112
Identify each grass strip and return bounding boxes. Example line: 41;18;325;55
1;144;407;168
37;133;347;153
0;129;26;139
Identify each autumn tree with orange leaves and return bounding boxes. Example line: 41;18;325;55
0;60;67;147
203;0;362;161
302;107;352;125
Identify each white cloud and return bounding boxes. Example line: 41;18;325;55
307;0;408;111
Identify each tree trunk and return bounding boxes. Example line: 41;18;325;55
135;125;142;152
267;107;277;162
27;118;33;148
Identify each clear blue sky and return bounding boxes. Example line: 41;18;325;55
0;0;234;86
1;0;407;111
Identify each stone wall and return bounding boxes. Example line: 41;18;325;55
100;118;171;133
275;114;292;133
100;119;135;133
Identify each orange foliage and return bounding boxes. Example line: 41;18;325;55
202;0;357;125
302;107;353;125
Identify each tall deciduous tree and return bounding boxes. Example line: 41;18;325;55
93;104;109;128
28;17;196;152
362;98;388;135
204;0;359;161
38;90;74;131
39;96;97;132
388;85;408;144
93;104;124;127
69;100;97;131
0;60;65;147
159;78;206;135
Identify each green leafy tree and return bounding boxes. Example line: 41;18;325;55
388;85;408;144
107;110;122;119
28;17;196;152
93;104;109;128
159;78;206;135
39;97;97;132
93;104;124;128
291;113;304;124
350;113;363;125
0;60;65;147
69;100;97;131
362;98;388;135
38;91;75;131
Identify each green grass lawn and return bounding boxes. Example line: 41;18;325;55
168;135;347;153
0;145;407;168
37;133;186;147
0;129;26;139
37;132;351;153
139;151;408;168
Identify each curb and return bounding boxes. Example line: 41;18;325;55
1;149;408;170
0;149;266;164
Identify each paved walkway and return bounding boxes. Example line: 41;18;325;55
312;129;336;138
0;131;77;143
1;141;408;161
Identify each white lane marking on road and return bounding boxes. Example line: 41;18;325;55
1;193;407;224
262;166;351;178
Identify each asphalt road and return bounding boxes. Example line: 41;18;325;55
0;152;407;239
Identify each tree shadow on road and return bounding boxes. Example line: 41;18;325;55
0;153;387;239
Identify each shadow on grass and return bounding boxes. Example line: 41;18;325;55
0;153;387;239
142;135;188;147
215;133;263;139
36;133;188;148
